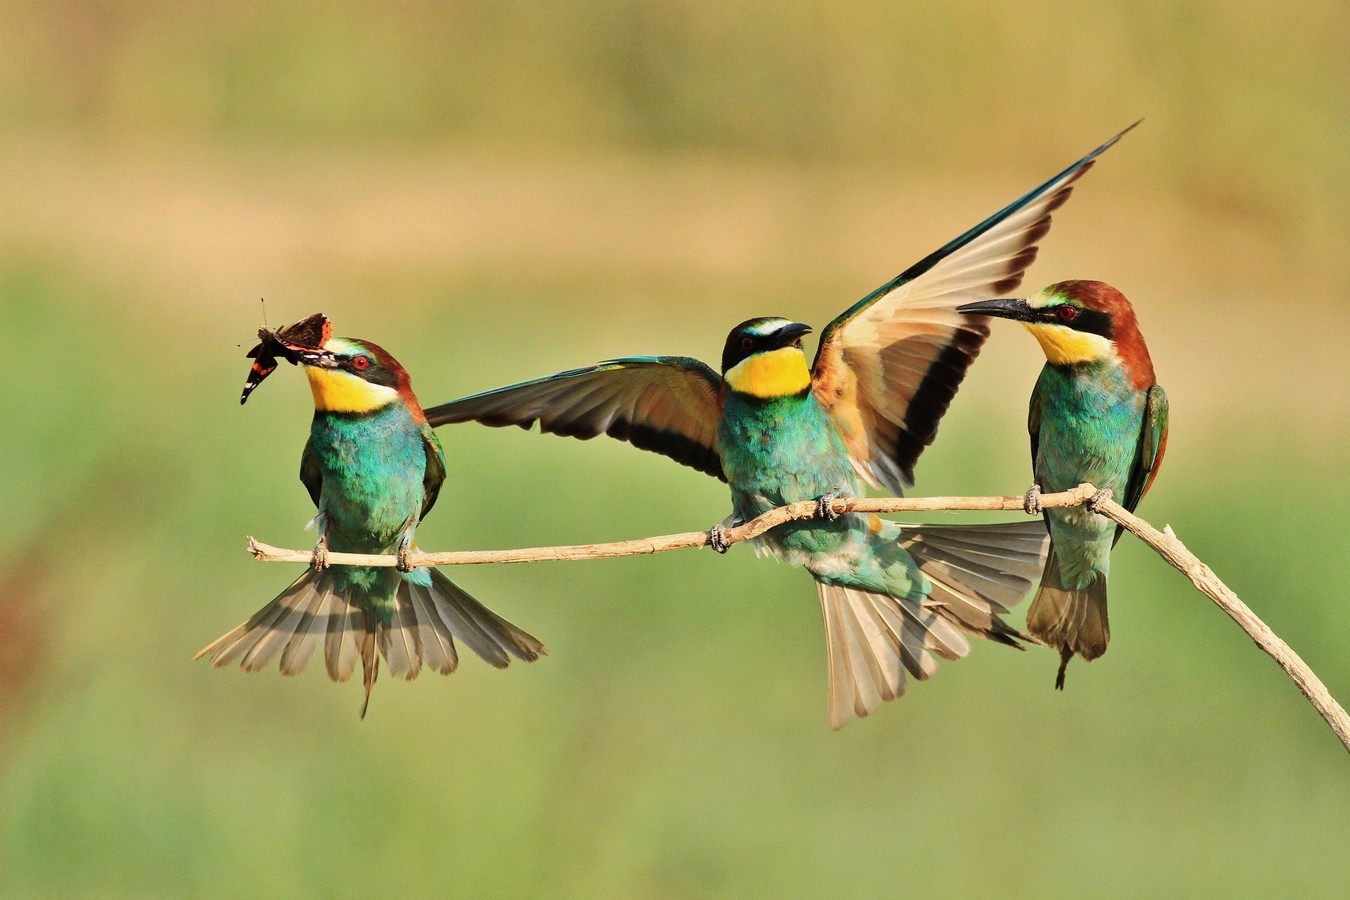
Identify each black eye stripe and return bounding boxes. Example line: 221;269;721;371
1042;306;1113;338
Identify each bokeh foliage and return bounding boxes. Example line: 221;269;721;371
1;2;1347;897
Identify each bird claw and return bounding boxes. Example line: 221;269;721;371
1087;488;1114;514
311;537;330;571
396;545;415;573
816;492;839;521
708;524;731;554
1055;647;1073;690
1023;483;1043;516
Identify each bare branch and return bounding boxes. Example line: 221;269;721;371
244;481;1350;752
247;484;1098;567
1088;494;1350;753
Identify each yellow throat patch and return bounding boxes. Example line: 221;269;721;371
1024;323;1113;366
725;346;812;398
305;367;399;413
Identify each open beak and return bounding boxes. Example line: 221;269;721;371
955;298;1036;322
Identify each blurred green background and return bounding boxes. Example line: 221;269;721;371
2;2;1348;896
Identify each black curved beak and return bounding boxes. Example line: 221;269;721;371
775;321;814;345
955;298;1036;322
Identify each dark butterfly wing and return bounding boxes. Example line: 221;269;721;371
273;313;331;353
240;344;281;405
240;313;330;405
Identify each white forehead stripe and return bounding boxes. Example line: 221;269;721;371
1026;287;1061;310
322;337;360;353
747;318;794;336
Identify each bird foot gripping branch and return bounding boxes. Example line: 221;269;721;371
708;523;731;554
396;544;415;573
311;535;330;571
1023;483;1043;516
1087;488;1114;513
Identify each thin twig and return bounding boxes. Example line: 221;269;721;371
246;484;1098;567
1087;494;1350;752
244;481;1350;752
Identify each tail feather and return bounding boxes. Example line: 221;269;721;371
380;591;423;680
240;581;320;673
196;565;543;715
1026;546;1110;689
359;630;378;718
814;520;1049;729
414;568;545;665
900;521;1048;616
818;586;895;727
279;583;328;675
416;575;511;668
194;572;326;670
817;584;964;730
406;582;459;675
323;588;362;683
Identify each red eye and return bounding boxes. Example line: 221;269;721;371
353;355;370;370
740;337;755;350
1056;306;1079;322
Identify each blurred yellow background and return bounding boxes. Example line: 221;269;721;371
2;2;1347;896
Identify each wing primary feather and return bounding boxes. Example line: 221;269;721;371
812;123;1137;493
424;358;725;479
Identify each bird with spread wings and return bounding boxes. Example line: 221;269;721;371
426;125;1135;727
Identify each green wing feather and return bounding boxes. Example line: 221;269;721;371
299;439;323;509
424;357;726;480
1123;384;1168;512
419;422;447;520
1027;383;1043;468
1113;384;1168;544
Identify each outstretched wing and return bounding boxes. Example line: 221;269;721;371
1114;383;1168;545
423;357;726;480
812;124;1138;494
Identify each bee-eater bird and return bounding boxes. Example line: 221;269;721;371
422;128;1134;728
956;281;1168;688
198;335;544;716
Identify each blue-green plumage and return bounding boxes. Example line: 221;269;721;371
719;389;926;601
304;404;439;623
1031;360;1147;589
958;280;1169;688
709;321;1040;727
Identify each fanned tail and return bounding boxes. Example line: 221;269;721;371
390;567;546;675
196;566;544;716
815;582;969;730
815;520;1048;730
194;567;367;679
899;520;1048;644
1025;545;1109;689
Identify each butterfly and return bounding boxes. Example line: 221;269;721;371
240;312;331;404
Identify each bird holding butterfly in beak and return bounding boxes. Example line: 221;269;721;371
423;126;1136;728
199;317;543;717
